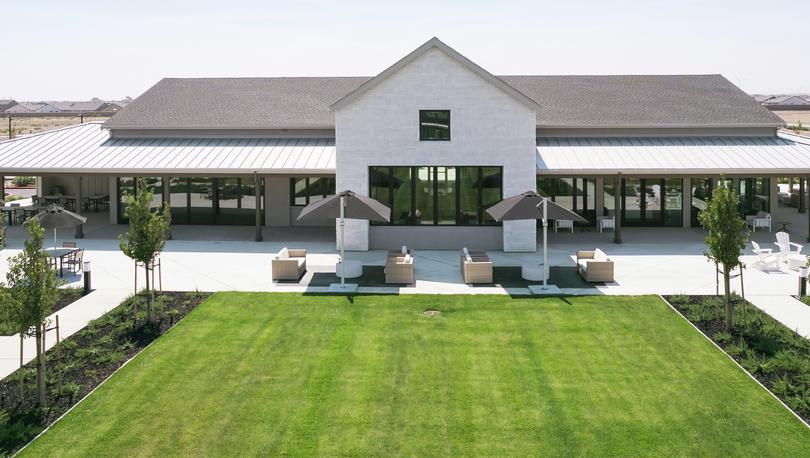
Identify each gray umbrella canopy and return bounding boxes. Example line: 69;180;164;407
28;205;87;228
297;190;391;223
297;190;390;290
26;204;87;249
486;191;587;223
487;191;587;291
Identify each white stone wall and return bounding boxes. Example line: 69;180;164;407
334;47;537;251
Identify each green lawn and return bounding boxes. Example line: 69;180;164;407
22;293;810;456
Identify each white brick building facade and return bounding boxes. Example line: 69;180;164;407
334;45;537;252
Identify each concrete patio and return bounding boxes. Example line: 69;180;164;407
3;204;810;379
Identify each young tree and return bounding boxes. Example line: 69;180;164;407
0;219;60;407
119;177;171;324
698;184;749;330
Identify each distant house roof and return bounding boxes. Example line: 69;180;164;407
0;100;17;112
5;102;45;113
48;101;112;112
762;95;810;106
106;74;783;130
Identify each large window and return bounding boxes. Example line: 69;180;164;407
117;176;164;223
118;176;263;225
290;177;336;206
369;166;501;226
537;177;596;225
716;177;770;215
419;110;450;141
621;178;682;227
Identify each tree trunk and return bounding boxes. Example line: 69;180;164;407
35;322;46;407
145;262;153;323
723;270;733;331
19;334;24;401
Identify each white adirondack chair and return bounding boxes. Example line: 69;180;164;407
751;240;779;270
774;231;803;262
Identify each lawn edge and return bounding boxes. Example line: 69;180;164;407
657;294;810;430
13;291;217;456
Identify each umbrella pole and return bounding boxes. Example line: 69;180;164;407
340;195;346;287
543;198;548;288
54;228;57;250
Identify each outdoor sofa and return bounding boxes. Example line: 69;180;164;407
271;247;307;281
385;253;414;284
460;247;493;284
576;249;614;282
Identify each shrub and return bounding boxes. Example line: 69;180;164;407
10;176;34;187
55;382;81;403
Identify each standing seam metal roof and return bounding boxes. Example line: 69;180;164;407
0;123;336;174
536;135;810;174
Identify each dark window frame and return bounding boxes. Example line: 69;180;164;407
419;110;451;141
289;176;337;207
118;176;264;226
369;166;502;226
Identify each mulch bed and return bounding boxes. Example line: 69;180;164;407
0;290;211;455
0;288;84;336
663;294;810;424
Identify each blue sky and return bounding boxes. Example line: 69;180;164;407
1;0;806;100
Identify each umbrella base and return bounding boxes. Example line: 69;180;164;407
328;283;358;293
528;284;562;296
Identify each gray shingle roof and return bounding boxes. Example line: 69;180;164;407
106;74;782;130
501;74;783;127
106;77;370;129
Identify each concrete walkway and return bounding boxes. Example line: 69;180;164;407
0;288;130;380
746;295;810;338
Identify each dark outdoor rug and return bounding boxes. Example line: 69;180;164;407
308;266;394;287
488;266;598;288
278;265;598;289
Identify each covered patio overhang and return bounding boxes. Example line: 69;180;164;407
536;134;810;243
0;122;337;241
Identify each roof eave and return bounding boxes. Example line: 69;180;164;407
536;123;784;129
104;124;337;131
330;37;540;112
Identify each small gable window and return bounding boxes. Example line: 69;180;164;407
419;110;450;141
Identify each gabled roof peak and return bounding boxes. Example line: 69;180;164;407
330;37;540;111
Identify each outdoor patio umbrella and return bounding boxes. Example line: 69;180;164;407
486;191;587;292
27;204;87;249
297;190;391;290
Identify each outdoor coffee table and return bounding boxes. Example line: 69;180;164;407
45;247;79;277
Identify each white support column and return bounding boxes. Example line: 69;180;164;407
769;176;778;214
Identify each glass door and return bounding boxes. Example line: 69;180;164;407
622;178;683;226
691;178;713;227
189;177;215;224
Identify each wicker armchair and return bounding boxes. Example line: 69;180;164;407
271;248;307;281
460;248;492;284
385;254;414;284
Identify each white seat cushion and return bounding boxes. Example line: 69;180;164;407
593;249;607;262
577;259;589;271
278;247;289;259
